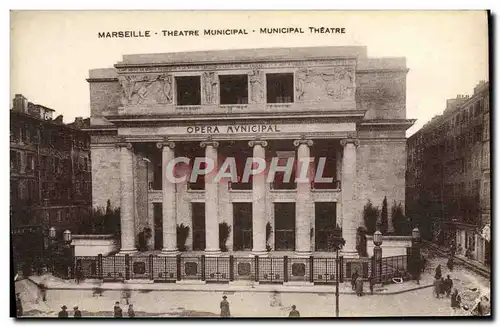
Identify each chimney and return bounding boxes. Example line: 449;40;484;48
12;94;28;113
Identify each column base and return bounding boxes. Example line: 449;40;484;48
204;249;222;257
294;250;312;257
251;250;269;257
160;249;180;257
117;249;138;256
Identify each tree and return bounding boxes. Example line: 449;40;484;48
379;196;388;233
363;200;379;234
266;222;272;251
391;201;409;235
176;224;190;251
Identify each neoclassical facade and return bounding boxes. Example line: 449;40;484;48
88;46;414;257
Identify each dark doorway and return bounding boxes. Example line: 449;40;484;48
315;202;337;251
274;203;295;250
192;203;206;251
153;203;163;250
233;203;253;251
485;240;491;266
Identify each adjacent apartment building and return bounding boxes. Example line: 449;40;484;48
87;46;415;258
406;81;490;266
10;94;92;242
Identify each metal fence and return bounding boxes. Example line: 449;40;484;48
67;254;410;285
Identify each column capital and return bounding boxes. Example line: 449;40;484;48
156;141;175;149
115;141;133;150
248;139;268;148
293;135;313;147
340;138;360;147
200;140;219;148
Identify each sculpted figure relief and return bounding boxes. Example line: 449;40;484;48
118;73;174;105
203;72;218;104
249;70;263;103
295;67;355;102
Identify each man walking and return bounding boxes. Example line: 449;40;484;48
220;295;231;317
443;275;453;297
58;305;69;318
288;305;300;317
73;306;82;318
114;301;123;318
128;304;135;318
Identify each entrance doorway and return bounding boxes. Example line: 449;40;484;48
315;202;337;251
233;203;252;251
274;202;295;251
192;203;206;251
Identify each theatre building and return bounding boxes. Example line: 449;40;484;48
88;46;414;258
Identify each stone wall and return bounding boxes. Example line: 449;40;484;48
72;234;119;256
91;144;121;209
356;138;407;231
365;235;412;257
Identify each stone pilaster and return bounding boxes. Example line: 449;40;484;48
156;140;178;256
248;139;268;256
200;139;221;256
293;137;314;256
340;137;360;256
116;141;137;254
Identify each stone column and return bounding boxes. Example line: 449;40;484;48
249;140;268;256
340;137;359;256
156;140;178;256
200;140;221;256
116;141;137;254
293;138;314;256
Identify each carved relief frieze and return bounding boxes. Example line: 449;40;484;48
118;73;173;106
296;66;356;102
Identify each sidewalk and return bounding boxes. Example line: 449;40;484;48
28;273;433;295
424;242;490;277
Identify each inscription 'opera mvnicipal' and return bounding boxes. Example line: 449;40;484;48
186;124;281;134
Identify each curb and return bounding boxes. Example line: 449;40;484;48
27;277;433;295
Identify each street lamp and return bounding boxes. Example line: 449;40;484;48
373;230;383;284
411;227;421;284
48;227;56;273
331;225;345;317
49;227;56;240
63;230;72;245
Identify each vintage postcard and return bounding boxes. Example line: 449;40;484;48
10;10;491;318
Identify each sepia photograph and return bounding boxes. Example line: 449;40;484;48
9;9;491;319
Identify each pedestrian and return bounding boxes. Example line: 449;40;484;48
447;256;454;271
39;282;47;302
355;275;364;296
368;276;374;294
128;304;135;318
434;264;442;280
433;278;441;298
457;244;463;255
114;301;123;318
351;270;359;290
450;289;461;309
75;264;83;284
58;305;69;318
73;306;82;318
220;295;231;317
443;275;453;297
439;277;446;296
288;305;300;317
15;293;23;317
450;242;456;256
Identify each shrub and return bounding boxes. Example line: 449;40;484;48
379;196;388;233
363;200;379;234
177;224;190;251
219;222;231;252
391;201;410;236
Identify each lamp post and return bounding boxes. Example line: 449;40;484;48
63;230;73;278
48;227;56;273
331;225;345;317
412;227;421;284
373;230;383;283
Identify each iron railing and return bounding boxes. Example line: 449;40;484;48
68;254;409;286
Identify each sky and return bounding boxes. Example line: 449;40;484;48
10;10;489;136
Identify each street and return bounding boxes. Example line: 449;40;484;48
15;252;490;318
